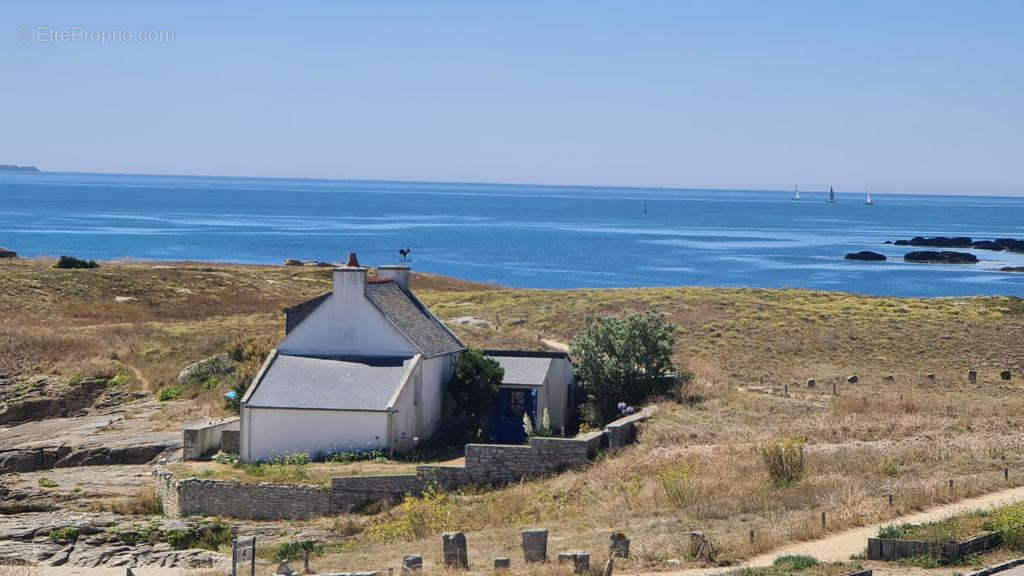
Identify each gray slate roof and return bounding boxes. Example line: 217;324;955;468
247;354;413;411
487;354;552;386
364;282;464;358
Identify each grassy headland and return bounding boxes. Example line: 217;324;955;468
2;257;1024;572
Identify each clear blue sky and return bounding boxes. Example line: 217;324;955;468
2;1;1022;195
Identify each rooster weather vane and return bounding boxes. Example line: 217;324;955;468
399;248;411;263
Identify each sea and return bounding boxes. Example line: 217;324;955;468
1;171;1023;298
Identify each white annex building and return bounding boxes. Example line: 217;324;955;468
239;253;575;462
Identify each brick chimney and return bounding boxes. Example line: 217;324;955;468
377;264;410;290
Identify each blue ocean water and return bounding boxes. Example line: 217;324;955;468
1;171;1023;297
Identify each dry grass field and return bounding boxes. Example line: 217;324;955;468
2;257;1024;574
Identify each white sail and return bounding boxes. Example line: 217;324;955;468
828;186;836;203
793;185;800;200
865;190;873;205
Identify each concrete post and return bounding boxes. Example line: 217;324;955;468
558;552;591;574
441;532;468;570
969;370;978;384
402;555;422;572
493;558;510;569
521;529;548;563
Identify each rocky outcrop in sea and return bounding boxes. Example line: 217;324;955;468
904;251;979;264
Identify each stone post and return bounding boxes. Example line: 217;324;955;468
926;373;936;383
441;532;468;570
806;379;816;388
846;375;858;384
493;558;510;569
609;532;630;558
558;551;591;574
969;370;978;384
402;554;422;573
883;375;894;384
521;529;548;563
1002;370;1012;381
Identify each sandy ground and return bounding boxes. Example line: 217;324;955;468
630;484;1024;576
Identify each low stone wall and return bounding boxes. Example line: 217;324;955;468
222;429;240;455
160;408;653;518
156;469;331;519
182;417;239;460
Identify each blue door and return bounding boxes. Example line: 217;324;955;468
491;388;537;444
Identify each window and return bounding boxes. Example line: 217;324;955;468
506;390;526;417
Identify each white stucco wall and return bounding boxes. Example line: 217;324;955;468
419;354;453;439
278;269;417;357
241;406;388;462
542;357;575;432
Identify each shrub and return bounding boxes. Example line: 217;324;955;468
156;386;181;401
658;462;695;507
760;438;805;487
571;308;677;426
37;477;58;488
107;371;130;386
446;348;503;441
368;485;455;542
272;452;311;466
55;255;99;269
772;555;818;571
877;523;912;539
326;450;388;463
270;540;322;562
983;503;1024;549
48;527;80;542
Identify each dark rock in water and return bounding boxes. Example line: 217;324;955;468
904;251;978;264
1001;267;1024;273
893;239;911;246
972;241;1003;251
845;251;887;261
908;236;974;248
995;238;1024;253
0;248;17;259
884;240;894;244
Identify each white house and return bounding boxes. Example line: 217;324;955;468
239;253;576;462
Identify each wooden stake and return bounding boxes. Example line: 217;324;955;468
888;494;893;507
821;511;826;529
749;529;755;544
949;478;954;491
1005;467;1010;481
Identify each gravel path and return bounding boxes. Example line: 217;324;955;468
630;484;1024;576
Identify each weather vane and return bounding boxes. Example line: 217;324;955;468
399;248;411;263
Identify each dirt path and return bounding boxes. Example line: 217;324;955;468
541;338;570;353
121;362;150;389
630;484;1024;576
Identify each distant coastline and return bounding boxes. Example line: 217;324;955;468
0;164;40;172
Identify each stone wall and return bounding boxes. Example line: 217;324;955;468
156;469;332;519
221;429;240;455
182;417;239;460
160;408;653;518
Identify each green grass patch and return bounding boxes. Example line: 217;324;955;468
48;527;79;542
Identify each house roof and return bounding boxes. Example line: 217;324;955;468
486;353;553;387
364;282;464;358
246;354;413;411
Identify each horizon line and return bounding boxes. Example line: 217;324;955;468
7;167;1024;199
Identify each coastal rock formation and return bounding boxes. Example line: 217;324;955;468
1001;267;1024;273
0;247;17;259
888;236;1024;253
284;259;302;266
904;251;979;264
0;164;39;172
0;511;226;569
844;251;887;261
177;354;236;384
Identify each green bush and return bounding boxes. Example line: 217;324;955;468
38;477;58;488
772;555;818;571
658;462;695;507
108;372;130;386
270;540;322;562
55;255;99;269
272;452;311;466
877;523;912;539
367;485;456;542
571;308;677;426
447;348;503;441
156;386;182;401
48;527;80;542
983;504;1024;549
326;450;388;463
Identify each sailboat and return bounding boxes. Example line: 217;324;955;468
864;190;873;205
792;185;800;201
827;186;837;203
